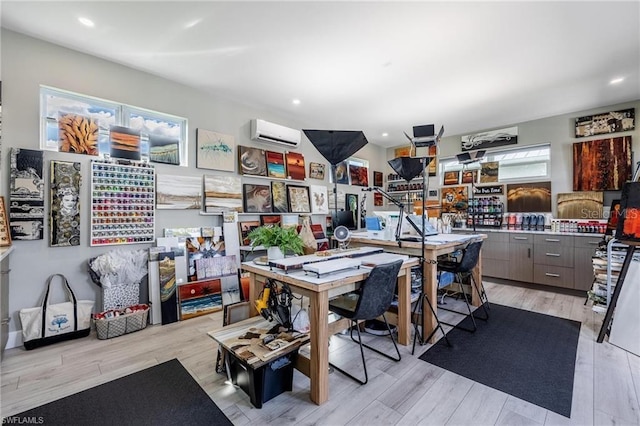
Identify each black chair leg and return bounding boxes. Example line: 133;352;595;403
358;314;401;362
412;291;451;355
437;278;478;332
470;275;490;321
330;320;368;385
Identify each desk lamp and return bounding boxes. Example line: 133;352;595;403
455;150;486;232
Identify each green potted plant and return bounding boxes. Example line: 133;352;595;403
247;225;304;260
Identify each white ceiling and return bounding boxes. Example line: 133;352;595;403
2;1;639;148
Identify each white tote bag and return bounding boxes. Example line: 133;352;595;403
19;274;94;350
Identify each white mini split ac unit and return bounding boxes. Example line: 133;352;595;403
251;119;301;149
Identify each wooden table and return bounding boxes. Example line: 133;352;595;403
241;250;418;405
348;232;486;345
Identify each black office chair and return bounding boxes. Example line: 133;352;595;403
437;240;490;332
328;259;403;385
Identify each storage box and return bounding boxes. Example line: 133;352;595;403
94;307;149;340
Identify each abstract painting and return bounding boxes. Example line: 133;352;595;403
238;220;260;245
573;136;632;191
158;251;178;325
480;161;499;183
310;185;329;214
271;181;288;213
461;126;518;152
286;152;306;180
260;215;281;226
58;113;99;155
373;171;383;188
185;235;226;281
204;175;242;213
239;146;267;176
332;160;350;184
575;108;635;138
557;192;603;219
50;160;81;247
461;170;478;184
309;162;325;180
441;186;468;213
443;171;460;186
156;174;202;209
196;129;235;172
178;279;222;320
374;192;383;206
507;181;552;212
288;185;311;213
109;125;141;161
220;275;242;306
149;134;180;165
349;164;369;187
266;150;286;179
243;184;272;213
0;197;11;247
616;182;640;242
195;255;237;280
10;148;44;240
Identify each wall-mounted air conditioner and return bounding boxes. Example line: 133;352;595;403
251;119;301;149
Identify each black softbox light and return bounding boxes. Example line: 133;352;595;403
388;156;433;181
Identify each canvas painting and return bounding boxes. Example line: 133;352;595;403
10;148;45;240
243;184;272;213
309;162;325;180
557;192;604;219
149;134;180;165
394;146;412;157
286;152;306;180
164;227;201;238
441;186;468;213
461;170;478;184
185;235;226;281
195;255;237;280
58;113;99;155
461;126;518;152
260;215;281;226
239;220;260;245
575;108;635;138
443;171;460;185
156;174;202;209
239;146;267;176
287;185;311;213
374;192;384;206
196;129;235;172
0;197;11;247
221;275;242;306
179;279;222;320
507;181;552;212
109;125;141;161
332;161;350;184
158;251;178;325
345;194;358;228
266;151;286;179
271;181;288;213
373;171;383;188
573;136;632;191
480;161;500;183
349;164;369;187
310;185;329;214
204;175;242;213
50;160;81;247
616;182;640;242
428;189;439;198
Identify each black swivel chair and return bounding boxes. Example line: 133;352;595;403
328;259;404;385
436;240;490;332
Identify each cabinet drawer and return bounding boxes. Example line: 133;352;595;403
509;233;534;244
574;236;603;248
484;232;510;244
534;265;574;288
533;234;574;247
534;244;574;268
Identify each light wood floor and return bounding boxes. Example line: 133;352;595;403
1;281;639;425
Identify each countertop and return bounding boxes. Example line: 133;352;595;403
453;228;604;238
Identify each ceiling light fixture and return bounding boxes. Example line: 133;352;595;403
382;133;388;137
610;77;624;85
78;17;95;28
292;99;301;105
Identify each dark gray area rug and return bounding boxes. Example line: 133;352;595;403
6;358;232;426
419;304;581;418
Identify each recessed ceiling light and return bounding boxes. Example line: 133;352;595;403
382;132;388;137
292;99;301;105
78;17;95;28
610;77;624;85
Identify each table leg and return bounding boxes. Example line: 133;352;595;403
309;291;329;405
470;249;482;307
396;270;411;346
249;273;260;317
423;253;438;344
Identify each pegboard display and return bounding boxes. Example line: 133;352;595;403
90;160;155;246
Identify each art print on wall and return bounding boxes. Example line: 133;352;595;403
575;108;635;138
443;171;460;186
179;279;222;320
480;161;499;183
507;181;552;212
616;182;640;242
332;161;350;185
286;152;306;180
220;275;242;306
50;160;81;247
310;185;329;214
557;192;603;219
159;251;178;325
374;192;384;207
287;185;311;213
349;164;369;187
461;170;478;184
461;126;518;152
185;235;226;281
239;146;267;176
260;215;281;226
345;194;359;228
195;255;237;281
243;184;272;213
10;148;45;241
266;150;286;179
58;113;99;156
373;171;383;188
204;175;242;213
573;136;632;191
149;134;180;165
309;162;325;180
238;220;260;245
441;186;468;213
156;174;202;209
271;181;288;213
0;197;11;247
109;125;141;161
196;129;235;172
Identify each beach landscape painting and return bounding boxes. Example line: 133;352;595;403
204;175;242;213
178;279;223;320
149;134;180;165
156;174;202;209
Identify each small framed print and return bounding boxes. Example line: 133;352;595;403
287;185;311;213
309;162;326;180
0;197;12;247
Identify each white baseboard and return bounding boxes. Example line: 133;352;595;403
6;330;23;350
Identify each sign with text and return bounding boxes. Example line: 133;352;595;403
474;185;504;195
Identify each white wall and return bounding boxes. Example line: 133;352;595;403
0;29;389;335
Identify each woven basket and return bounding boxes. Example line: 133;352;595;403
94;308;149;340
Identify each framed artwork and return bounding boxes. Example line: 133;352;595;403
243;184;272;213
238;220;260;245
443;171;460;185
474;185;503;195
441;186;468;213
349;164;369;187
345;194;358;229
266;150;286;179
461;170;478;184
332;161;350;184
506;181;552;212
158;252;178;325
195;255;237;280
310;223;325;240
309;162;325;180
373;171;383;188
178;279;222;320
271;181;288;213
10;148;44;241
394;146;411;157
109;125;141;161
374;192;384;206
185;236;226;281
557;192;603;219
156;174;202;210
260;215;282;226
58;113;99;156
286;152;306;180
239;146;267;176
287;185;311;213
573;136;632;191
50;160;81;247
149;134;180;165
220;275;242;306
196;129;235;172
428;189;439;199
203;175;242;213
480;161;500;183
461;126;518;152
309;185;329;214
0;197;11;247
575;108;635;138
615;182;640;242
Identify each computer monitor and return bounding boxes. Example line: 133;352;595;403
333;210;356;230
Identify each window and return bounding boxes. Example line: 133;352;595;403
439;143;550;183
40;86;188;166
